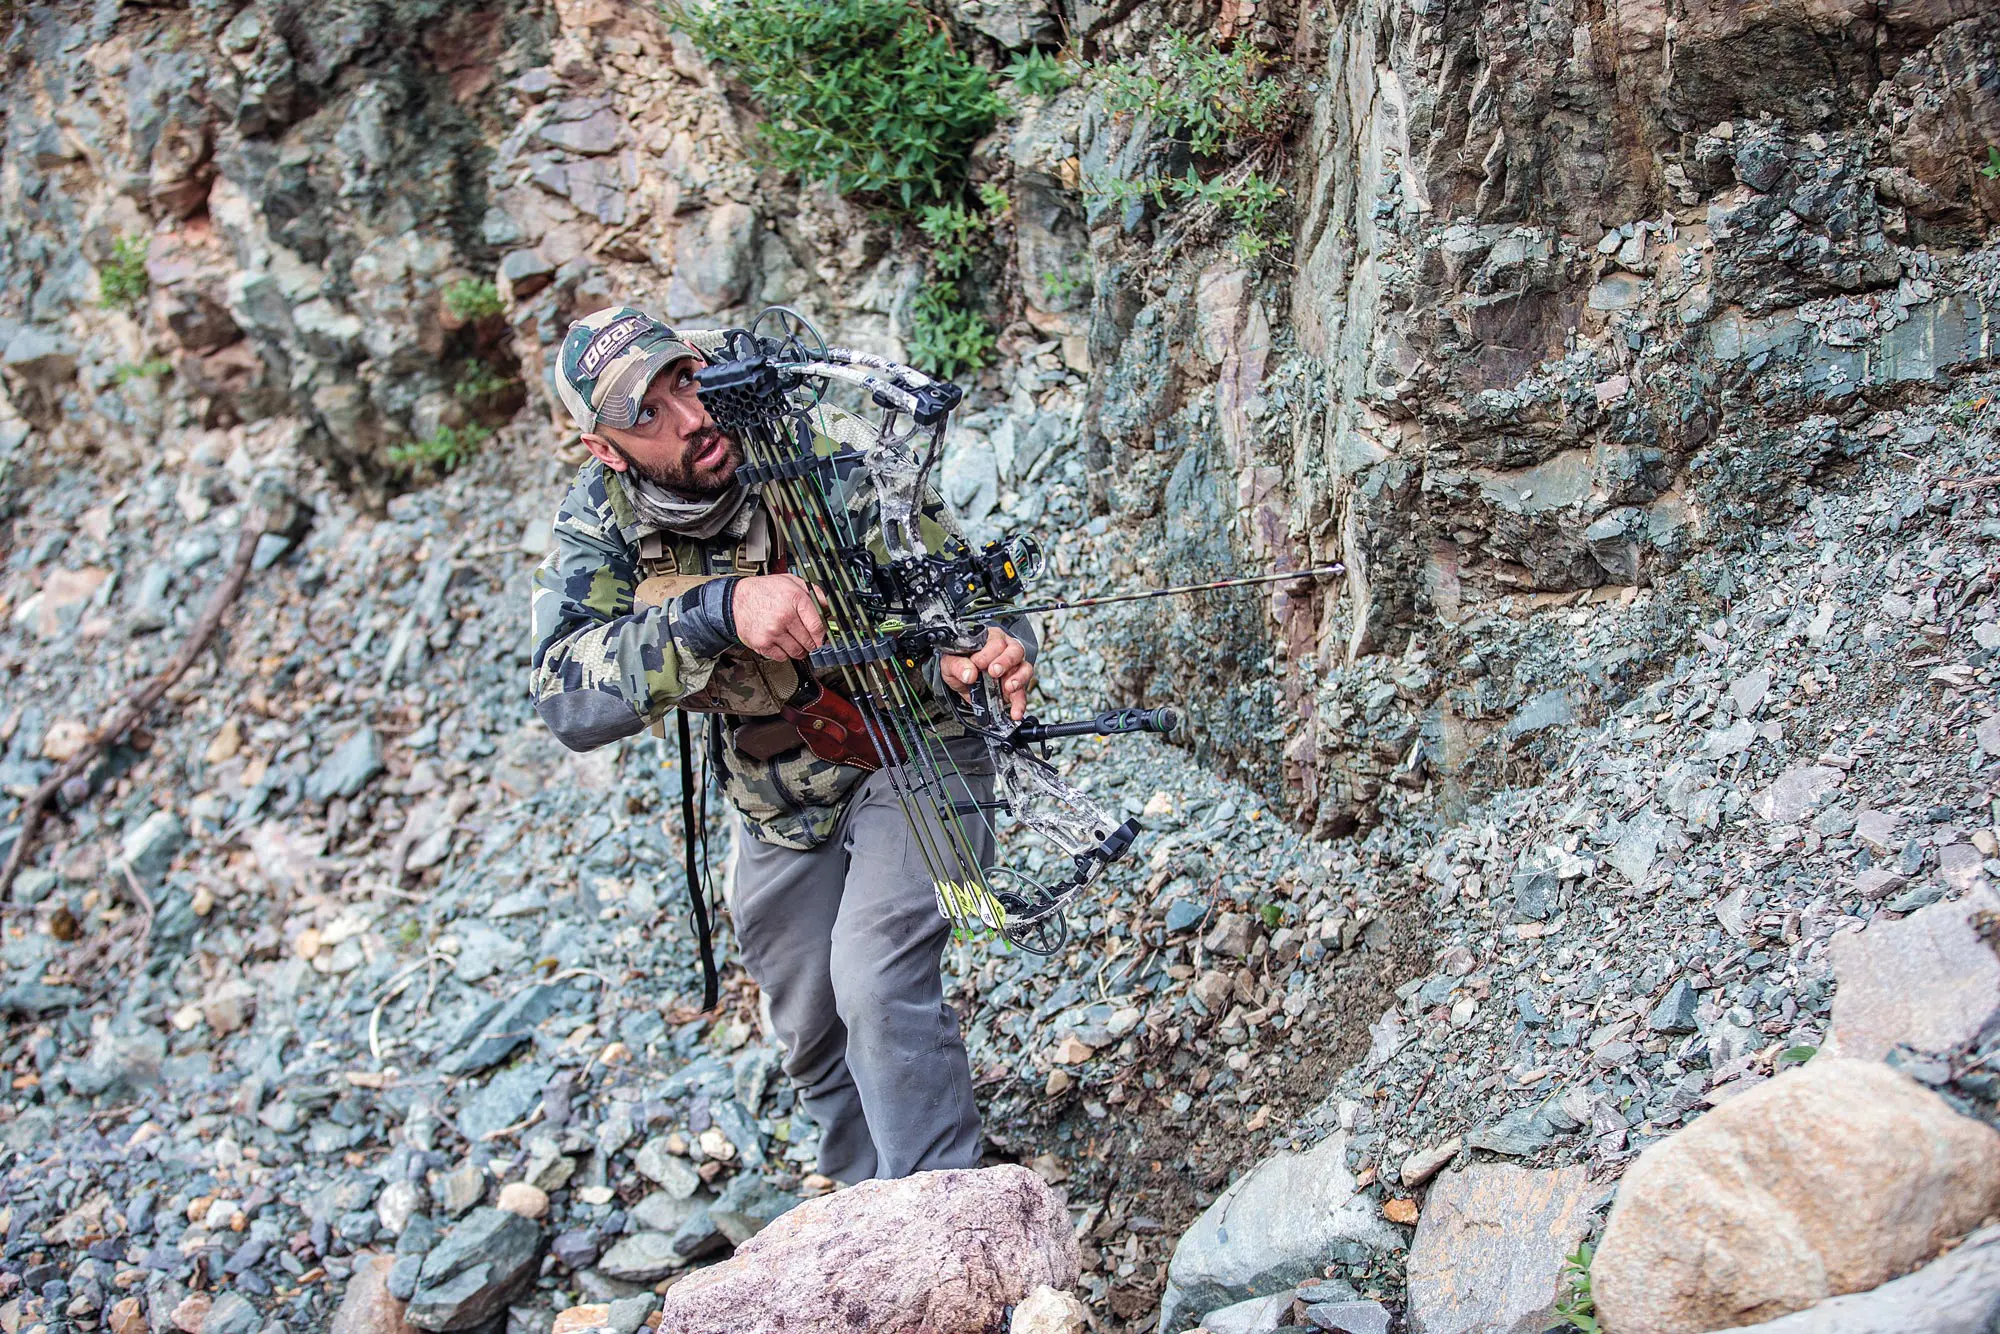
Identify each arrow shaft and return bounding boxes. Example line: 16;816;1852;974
987;563;1346;619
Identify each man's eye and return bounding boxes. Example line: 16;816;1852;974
637;405;658;425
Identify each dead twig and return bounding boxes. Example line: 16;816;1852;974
0;512;268;901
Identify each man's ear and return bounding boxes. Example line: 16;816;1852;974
580;433;627;471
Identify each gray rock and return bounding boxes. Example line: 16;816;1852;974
454;1063;547;1144
1649;979;1700;1034
630;1190;703;1235
1717;1223;2000;1333
634;1138;701;1198
2;326;76;382
1404;1164;1596;1334
120;810;185;879
537;109;621;154
1306;1302;1391;1334
498;249;555;298
1198;1293;1293;1334
439;984;565;1076
1159;1133;1398;1334
199;1292;261;1334
306;727;383;802
608;1294;656;1334
709;1172;797;1246
1465;1106;1554;1157
406;1207;543;1331
388;1252;423;1301
550;1229;600;1270
1510;869;1555;921
597;1230;684;1283
670;1203;730;1261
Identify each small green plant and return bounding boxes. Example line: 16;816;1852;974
387;423;491;476
976;181;1011;218
908;280;995;382
98;235;151;311
453;361;514;404
1096;32;1296;158
1553;1243;1599;1333
1006;48;1073;99
1041;264;1087;304
1979;146;2000;181
675;0;1005;208
1085;167;1288;259
443;278;504;321
1257;902;1283;930
110;358;173;386
1776;1044;1818;1069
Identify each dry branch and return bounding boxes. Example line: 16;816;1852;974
0;511;268;901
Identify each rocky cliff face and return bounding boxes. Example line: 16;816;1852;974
5;1;2000;1331
8;0;1995;840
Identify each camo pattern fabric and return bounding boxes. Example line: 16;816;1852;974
529;401;977;850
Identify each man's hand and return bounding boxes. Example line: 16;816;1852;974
941;628;1034;721
732;574;826;661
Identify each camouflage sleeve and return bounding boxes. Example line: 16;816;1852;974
527;485;733;752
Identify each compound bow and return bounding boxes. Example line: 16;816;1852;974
695;307;1337;956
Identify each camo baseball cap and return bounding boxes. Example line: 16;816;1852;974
554;307;703;434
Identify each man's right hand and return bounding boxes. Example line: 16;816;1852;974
731;574;827;661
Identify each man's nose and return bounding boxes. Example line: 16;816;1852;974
665;387;711;436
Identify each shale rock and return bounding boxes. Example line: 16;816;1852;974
1159;1133;1398;1333
653;1165;1077;1334
405;1207;543;1331
1591;1059;2000;1333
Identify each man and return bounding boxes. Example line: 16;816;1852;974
529;306;1034;1182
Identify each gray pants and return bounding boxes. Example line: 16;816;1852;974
731;740;992;1182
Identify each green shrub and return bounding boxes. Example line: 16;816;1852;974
388;423;491;475
1086;33;1298;260
1006;49;1073;99
443;278;504;321
110;358;174;386
1097;33;1296;157
98;235;151;311
453;360;515;404
917;196;1000;279
675;0;1005;208
908;281;995;381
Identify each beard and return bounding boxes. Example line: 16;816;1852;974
614;427;744;497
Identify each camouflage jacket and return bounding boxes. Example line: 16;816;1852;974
529;403;1033;850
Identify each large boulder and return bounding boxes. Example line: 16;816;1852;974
1159;1133;1399;1333
653;1165;1076;1334
1715;1224;2000;1333
1592;1058;2000;1333
1404;1164;1599;1334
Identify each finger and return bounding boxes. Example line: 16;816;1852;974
1003;669;1031;720
793;589;826;647
987;640;1025;679
966;628;1007;672
942;655;979;687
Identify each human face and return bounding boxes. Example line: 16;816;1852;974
581;358;743;496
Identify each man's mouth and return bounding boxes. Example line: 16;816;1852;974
693;433;731;472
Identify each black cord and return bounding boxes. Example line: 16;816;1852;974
678;710;719;1011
